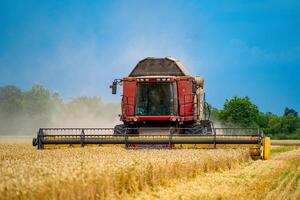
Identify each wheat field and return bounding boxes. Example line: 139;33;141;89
0;143;299;200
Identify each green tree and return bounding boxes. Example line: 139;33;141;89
267;111;299;138
22;85;51;116
281;114;299;133
0;85;23;116
50;91;64;113
257;112;274;133
217;96;259;127
284;107;298;117
268;115;282;135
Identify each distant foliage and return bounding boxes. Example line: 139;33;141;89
0;85;23;116
264;113;300;139
284;107;298;117
217;96;259;127
0;85;119;135
217;96;300;139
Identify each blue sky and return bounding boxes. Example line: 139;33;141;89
0;0;299;114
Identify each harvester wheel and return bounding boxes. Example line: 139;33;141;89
184;121;213;134
113;124;126;135
184;124;203;134
32;138;37;146
200;120;213;134
113;124;139;135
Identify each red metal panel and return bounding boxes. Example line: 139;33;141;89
122;78;136;117
136;116;173;121
177;77;194;117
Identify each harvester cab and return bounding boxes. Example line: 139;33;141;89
32;57;270;160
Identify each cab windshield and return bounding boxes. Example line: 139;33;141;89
136;83;174;116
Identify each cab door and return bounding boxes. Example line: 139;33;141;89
122;78;136;117
177;77;194;118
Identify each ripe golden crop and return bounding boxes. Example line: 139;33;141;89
134;148;300;200
0;144;250;200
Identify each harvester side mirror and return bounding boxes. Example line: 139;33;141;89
110;81;117;94
110;79;122;95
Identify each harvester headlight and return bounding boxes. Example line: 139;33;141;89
140;79;144;82
162;78;166;81
157;78;161;81
145;78;149;81
167;78;170;81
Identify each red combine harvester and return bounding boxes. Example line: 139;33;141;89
111;57;212;135
33;57;270;159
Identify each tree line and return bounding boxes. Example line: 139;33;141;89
0;85;119;135
213;96;300;139
0;85;299;139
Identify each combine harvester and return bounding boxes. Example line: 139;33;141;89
33;57;270;159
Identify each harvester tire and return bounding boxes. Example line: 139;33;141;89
114;124;126;135
32;138;37;146
184;121;213;134
184;124;203;134
114;124;139;135
200;120;213;134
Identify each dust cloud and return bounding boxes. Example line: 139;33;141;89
0;95;121;137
